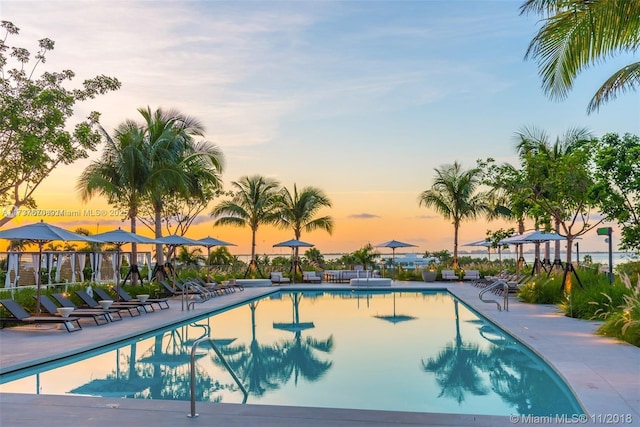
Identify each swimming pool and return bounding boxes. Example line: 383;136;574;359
0;290;583;416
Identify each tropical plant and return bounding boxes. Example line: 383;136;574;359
134;106;224;264
211;175;281;274
521;0;640;113
596;274;640;347
418;162;491;268
77;120;148;281
592;133;640;254
273;184;334;266
514;126;602;279
0;21;120;226
350;243;380;271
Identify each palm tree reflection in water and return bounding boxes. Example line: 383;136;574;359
423;300;583;415
217;293;334;400
274;293;333;386
423;299;490;404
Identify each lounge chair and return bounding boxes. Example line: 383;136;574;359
270;272;290;284
74;290;141;317
114;287;170;310
0;299;82;332
158;279;181;297
51;293;124;321
36;295;112;325
303;271;322;283
441;270;459;281
462;270;481;281
92;288;155;313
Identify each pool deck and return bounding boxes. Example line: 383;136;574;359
1;281;639;427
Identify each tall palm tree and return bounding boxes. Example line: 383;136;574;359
77;121;149;281
211;175;281;275
273;184;334;269
418;162;490;269
137;107;224;265
521;0;640;113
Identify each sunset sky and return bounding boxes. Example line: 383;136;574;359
2;1;639;258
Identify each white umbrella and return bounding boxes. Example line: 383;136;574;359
156;235;203;311
0;220;100;315
375;240;417;279
197;236;236;283
273;239;314;284
463;239;492;260
92;228;158;299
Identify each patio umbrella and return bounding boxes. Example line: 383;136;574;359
463;239;492;260
375;240;417;265
374;292;416;325
518;231;567;276
273;239;314;284
156;234;203;311
375;240;417;280
92;228;157;299
0;220;100;315
197;236;236;283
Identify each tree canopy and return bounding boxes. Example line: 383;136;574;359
0;21;120;226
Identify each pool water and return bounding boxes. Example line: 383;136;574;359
0;290;583;416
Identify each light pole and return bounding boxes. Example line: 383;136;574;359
597;227;613;284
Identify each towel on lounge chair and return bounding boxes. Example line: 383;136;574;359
0;299;82;332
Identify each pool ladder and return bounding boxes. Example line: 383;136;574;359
478;280;509;312
188;336;248;418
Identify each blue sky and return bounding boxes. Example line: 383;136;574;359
2;0;639;255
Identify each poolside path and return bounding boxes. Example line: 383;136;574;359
1;281;639;427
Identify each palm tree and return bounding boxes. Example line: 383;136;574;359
273;184;334;273
137;106;224;265
513;126;596;272
211;175;281;276
418;162;491;269
521;0;640;113
77;121;149;282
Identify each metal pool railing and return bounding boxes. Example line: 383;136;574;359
188;336;248;418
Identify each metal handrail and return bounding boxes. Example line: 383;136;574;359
188;336;248;418
479;280;504;311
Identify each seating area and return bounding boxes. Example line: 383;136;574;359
270;272;291;284
324;269;379;283
462;270;481;280
303;271;322;283
441;270;459;281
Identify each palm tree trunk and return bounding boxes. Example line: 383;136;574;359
130;206;138;286
453;221;460;269
154;204;164;266
251;226;257;271
554;217;561;270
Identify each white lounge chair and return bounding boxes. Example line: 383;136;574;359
303;271;322;283
462;270;480;281
441;270;459;281
270;272;290;284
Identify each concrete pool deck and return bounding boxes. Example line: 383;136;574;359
1;281;639;426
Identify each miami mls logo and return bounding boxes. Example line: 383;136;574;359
2;205;19;218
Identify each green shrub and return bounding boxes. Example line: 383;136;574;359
595;274;640;347
559;269;631;319
518;277;564;304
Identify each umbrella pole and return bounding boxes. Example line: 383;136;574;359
115;244;121;301
291;247;295;285
392;248;396;282
36;242;43;316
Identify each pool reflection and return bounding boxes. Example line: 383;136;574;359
0;290;583;416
